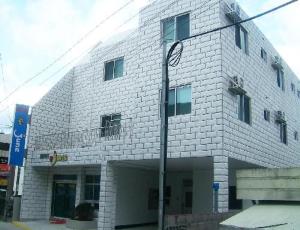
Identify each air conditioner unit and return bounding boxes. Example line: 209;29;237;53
228;76;246;95
225;2;242;22
275;111;286;124
272;55;283;70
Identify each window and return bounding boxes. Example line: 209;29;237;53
101;114;121;137
291;83;295;93
168;85;192;117
264;109;270;122
294;131;298;141
85;175;100;208
104;57;124;81
298;90;300;98
162;13;190;43
280;123;287;145
261;48;267;62
276;69;284;91
235;25;248;54
238;95;251;124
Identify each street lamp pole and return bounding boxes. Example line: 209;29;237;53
159;41;183;230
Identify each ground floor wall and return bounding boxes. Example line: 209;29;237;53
20;156;259;229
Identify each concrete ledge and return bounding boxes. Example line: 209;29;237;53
66;219;97;230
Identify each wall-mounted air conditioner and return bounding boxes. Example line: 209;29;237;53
272;56;283;70
228;76;246;95
275;111;286;124
225;2;242;22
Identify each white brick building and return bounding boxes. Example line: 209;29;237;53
20;0;300;229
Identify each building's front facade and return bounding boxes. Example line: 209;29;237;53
20;0;300;229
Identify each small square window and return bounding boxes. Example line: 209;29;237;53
261;48;267;62
235;25;248;54
104;57;124;81
264;109;270;122
101;114;121;137
162;13;190;43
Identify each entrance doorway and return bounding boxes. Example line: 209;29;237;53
51;175;77;218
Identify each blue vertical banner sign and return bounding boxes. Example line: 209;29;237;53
9;104;30;167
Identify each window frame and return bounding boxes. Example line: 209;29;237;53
291;83;295;93
294;131;298;141
235;25;249;55
280;123;288;145
238;94;251;125
276;69;285;91
261;48;267;62
104;57;124;81
100;113;122;137
264;109;270;122
84;175;100;204
167;84;192;117
162;12;190;43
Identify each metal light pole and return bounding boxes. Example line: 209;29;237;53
158;40;183;230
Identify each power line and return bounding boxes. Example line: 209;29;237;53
0;0;136;106
182;0;298;42
1;0;294;115
0;0;182;115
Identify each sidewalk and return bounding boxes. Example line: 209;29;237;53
12;221;70;230
0;221;20;230
10;220;156;230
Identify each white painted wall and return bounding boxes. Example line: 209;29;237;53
115;167;158;226
192;170;213;214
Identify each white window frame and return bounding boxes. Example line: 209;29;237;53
235;25;249;55
161;12;190;43
168;84;192;117
238;95;251;125
104;57;124;81
84;175;100;204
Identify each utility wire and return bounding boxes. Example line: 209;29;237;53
1;0;295;114
181;0;298;42
0;0;182;115
0;0;135;106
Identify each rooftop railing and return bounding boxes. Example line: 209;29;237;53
33;118;133;151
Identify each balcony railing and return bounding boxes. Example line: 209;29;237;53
33;119;133;151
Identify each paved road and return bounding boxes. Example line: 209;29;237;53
0;221;20;230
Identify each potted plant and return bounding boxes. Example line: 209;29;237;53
66;203;97;230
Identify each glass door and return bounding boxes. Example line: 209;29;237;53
52;182;76;218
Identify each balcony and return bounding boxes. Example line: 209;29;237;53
33;118;133;151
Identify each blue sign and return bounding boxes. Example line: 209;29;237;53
213;182;220;191
9;104;29;167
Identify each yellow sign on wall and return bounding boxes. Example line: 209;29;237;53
0;178;8;186
49;151;68;166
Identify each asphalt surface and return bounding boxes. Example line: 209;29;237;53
0;221;20;230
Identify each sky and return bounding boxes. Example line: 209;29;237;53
0;0;300;133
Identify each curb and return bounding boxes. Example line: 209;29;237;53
12;221;32;230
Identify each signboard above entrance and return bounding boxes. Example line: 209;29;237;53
49;151;68;166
